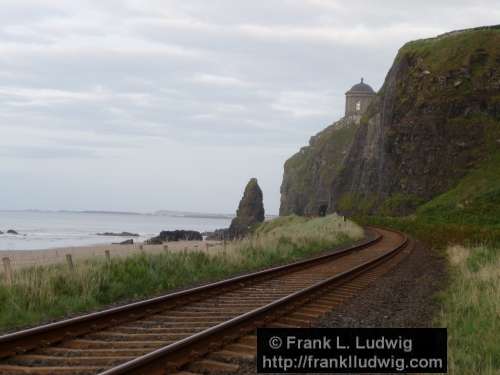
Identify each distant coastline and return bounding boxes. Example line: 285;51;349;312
0;209;278;220
0;209;235;220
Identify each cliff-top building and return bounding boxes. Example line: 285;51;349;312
345;78;375;117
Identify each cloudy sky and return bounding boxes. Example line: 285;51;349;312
0;1;498;214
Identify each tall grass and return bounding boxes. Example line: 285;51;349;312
359;215;500;373
0;214;363;331
439;245;500;374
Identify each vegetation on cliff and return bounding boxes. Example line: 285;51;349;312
417;149;500;226
0;214;362;331
280;118;359;216
337;26;500;216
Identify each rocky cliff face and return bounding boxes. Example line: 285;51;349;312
280;117;360;216
229;178;265;237
280;26;500;216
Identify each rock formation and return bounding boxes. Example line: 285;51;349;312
229;178;265;238
280;25;500;216
204;228;229;241
6;230;19;235
113;239;134;245
147;230;203;244
280;117;359;216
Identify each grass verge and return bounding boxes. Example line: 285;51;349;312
0;214;363;331
359;215;499;374
440;244;500;374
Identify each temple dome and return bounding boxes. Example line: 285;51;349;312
346;78;375;94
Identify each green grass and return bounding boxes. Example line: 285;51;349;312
398;26;500;73
0;214;363;331
418;150;500;227
357;215;500;374
360;145;500;246
359;187;500;375
358;147;500;372
439;244;500;374
359;215;500;250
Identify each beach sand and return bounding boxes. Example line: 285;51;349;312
0;240;224;270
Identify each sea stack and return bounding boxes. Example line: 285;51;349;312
229;178;265;238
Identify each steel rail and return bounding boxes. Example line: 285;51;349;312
99;227;408;374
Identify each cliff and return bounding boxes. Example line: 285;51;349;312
280;25;500;216
280;117;360;216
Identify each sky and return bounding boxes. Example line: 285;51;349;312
0;1;498;215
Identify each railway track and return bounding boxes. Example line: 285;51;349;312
0;227;411;375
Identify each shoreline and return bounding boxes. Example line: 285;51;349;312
0;240;223;271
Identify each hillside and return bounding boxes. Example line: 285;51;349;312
280;25;500;217
417;149;500;226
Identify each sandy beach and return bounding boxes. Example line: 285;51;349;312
0;240;224;271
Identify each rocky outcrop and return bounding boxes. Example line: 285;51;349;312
204;229;229;241
147;230;203;244
280;25;500;216
6;230;19;235
114;239;134;245
229;178;265;238
280;117;360;216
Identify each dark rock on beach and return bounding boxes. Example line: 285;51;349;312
113;239;134;245
97;232;140;237
7;230;19;235
147;230;203;244
205;228;230;241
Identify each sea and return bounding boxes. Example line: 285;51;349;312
0;211;232;251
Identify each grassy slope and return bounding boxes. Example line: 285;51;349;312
400;26;500;72
397;26;500;107
417;150;500;227
0;214;363;331
360;150;500;248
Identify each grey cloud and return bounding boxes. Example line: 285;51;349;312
0;0;498;213
0;145;98;159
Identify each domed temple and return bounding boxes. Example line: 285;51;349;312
345;78;375;117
